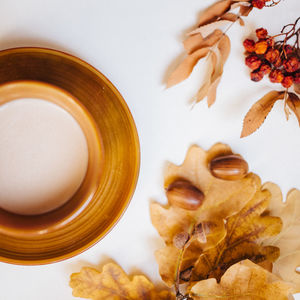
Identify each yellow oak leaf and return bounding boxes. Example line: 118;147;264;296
151;144;261;243
190;260;294;300
69;263;174;300
150;143;264;287
191;187;282;282
263;182;300;292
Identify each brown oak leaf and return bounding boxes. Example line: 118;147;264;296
154;220;226;287
151;143;262;286
241;90;285;138
190;186;282;283
263;183;300;293
190;260;294;300
69;263;175;300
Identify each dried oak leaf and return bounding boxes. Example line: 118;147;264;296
241;90;285;138
190;260;294;300
190;186;282;283
263;183;300;292
154;220;226;287
150;143;262;286
69;263;175;300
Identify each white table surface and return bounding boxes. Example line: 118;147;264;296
1;0;300;299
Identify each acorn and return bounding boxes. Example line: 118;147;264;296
209;154;249;180
166;179;204;210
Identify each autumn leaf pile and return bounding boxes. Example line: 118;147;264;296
70;143;300;300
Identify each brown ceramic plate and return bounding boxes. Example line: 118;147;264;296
0;47;140;265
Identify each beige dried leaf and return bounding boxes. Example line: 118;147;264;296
183;33;204;54
70;263;174;300
220;12;239;22
190;20;232;37
190;260;293;300
197;0;232;27
206;34;231;107
166;47;210;88
240;4;253;16
263;183;300;292
294;83;300;94
239;16;245;26
287;92;300;126
206;77;221;107
284;98;291;120
184;29;223;54
196;51;217;103
241;90;285;138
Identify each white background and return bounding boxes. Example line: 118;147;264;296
0;0;300;299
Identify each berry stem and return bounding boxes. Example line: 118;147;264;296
275;17;300;51
264;0;282;7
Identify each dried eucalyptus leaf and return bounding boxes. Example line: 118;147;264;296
239;4;253;16
241;91;285;138
295;83;300;94
167;48;210;88
184;29;223;54
284;98;291;120
183;33;204;54
287;92;300;126
220;12;239;22
190;20;231;37
206;34;231;107
239;17;245;26
197;51;217;103
197;0;231;27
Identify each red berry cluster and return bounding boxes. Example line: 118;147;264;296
251;0;267;9
243;28;300;89
251;0;281;9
